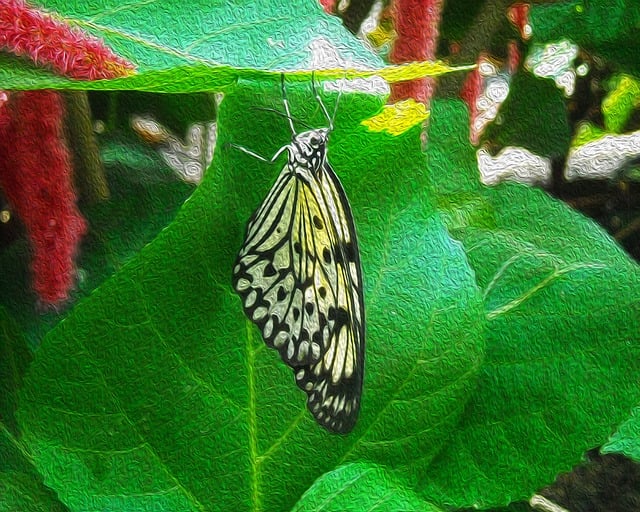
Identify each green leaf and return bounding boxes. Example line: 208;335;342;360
426;101;484;196
420;100;640;509
2;0;381;90
603;406;640;461
602;74;640;134
0;306;32;434
2;2;472;92
17;80;484;511
0;469;68;512
0;425;68;512
291;462;444;512
482;71;571;158
528;0;640;72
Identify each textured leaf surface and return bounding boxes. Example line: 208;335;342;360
17;81;484;511
420;100;640;508
1;0;380;90
0;465;68;512
603;406;640;462
291;462;443;512
1;2;472;91
0;307;64;512
2;0;469;92
0;469;67;512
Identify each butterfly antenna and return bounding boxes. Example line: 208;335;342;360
281;73;296;136
329;75;345;132
311;70;333;131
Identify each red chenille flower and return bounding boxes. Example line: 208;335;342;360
0;2;135;305
0;91;87;306
0;0;135;79
390;0;443;104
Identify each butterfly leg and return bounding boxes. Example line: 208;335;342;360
226;142;289;163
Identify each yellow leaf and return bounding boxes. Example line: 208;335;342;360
284;61;476;83
572;121;607;148
366;25;396;49
374;61;475;82
602;74;640;133
361;99;430;136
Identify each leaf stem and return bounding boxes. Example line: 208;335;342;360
246;322;261;512
0;422;36;466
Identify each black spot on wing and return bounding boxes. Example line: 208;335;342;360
264;263;277;277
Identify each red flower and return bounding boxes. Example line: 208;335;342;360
508;3;531;41
0;0;135;80
390;0;444;104
0;2;134;305
318;0;336;14
0;91;87;306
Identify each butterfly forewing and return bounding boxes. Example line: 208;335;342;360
233;120;364;434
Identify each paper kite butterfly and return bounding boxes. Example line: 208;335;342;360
231;75;365;433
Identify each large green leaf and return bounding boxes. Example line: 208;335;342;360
419;99;640;508
17;79;484;511
1;0;382;90
291;462;444;512
0;429;68;512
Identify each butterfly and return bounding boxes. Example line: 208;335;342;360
231;75;365;433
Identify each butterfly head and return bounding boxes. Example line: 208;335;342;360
289;128;329;175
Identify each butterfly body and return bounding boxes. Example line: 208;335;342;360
232;98;365;433
287;128;328;178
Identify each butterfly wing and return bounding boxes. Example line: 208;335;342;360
233;166;331;366
233;156;364;434
293;161;364;433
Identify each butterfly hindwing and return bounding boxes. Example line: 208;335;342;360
293;161;364;433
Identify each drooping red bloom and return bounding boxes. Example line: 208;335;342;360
460;58;483;144
390;0;443;104
0;91;87;306
507;40;521;74
0;2;133;306
0;0;135;80
460;42;521;145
